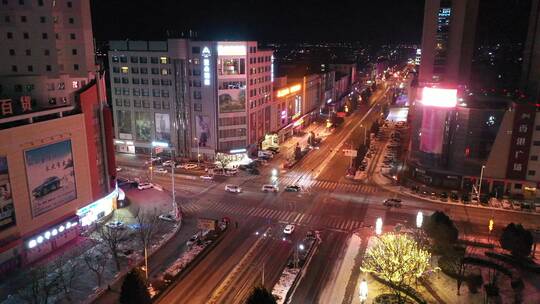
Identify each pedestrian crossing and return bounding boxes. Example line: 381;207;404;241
269;175;378;193
180;200;365;232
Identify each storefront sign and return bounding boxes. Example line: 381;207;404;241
0;96;33;118
197;218;217;231
26;217;78;249
76;187;117;227
0;156;15;231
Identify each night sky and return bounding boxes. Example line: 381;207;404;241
91;0;530;44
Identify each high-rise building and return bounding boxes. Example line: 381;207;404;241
418;0;479;86
0;0;95;108
521;0;540;100
109;39;274;161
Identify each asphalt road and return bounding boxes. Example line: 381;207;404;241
117;78;540;304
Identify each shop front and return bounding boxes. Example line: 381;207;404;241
261;133;279;151
114;140;136;154
76;187;118;227
24;216;79;264
215;149;253;170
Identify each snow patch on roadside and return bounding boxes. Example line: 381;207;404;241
272;268;300;304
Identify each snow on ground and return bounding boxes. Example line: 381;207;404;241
272;267;300;304
158;242;207;280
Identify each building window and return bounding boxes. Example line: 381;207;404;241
9;49;15;55
141;89;150;96
131;67;139;74
121;67;129;73
70;33;76;40
132;78;140;84
193;91;202;99
112;56;119;63
25;49;31;56
141;78;148;85
515;183;522;189
46;65;51;71
534;141;540;146
528;170;536;176
153;101;161;109
5;16;11;23
112;66;120;73
40;16;46;23
140;67;148;74
122;88;130;95
68;17;74;24
194;103;202;111
114;88;122;95
44;49;50;56
67;1;72;8
7;32;13;39
113;77;120;84
38;0;43;5
163;101;170;109
14;85;22;92
160;57;169;64
132;88;140;96
21;15;27;22
192;46;200;54
23;32;29;39
27;65;33;72
134;100;141;108
73;64;79;71
143;100;150;108
161;90;169;97
115;99;122;106
72;49;77;55
161;68;170;75
151;68;159;75
121;77;129;84
152;89;160;97
120;56;127;63
130;56;138;63
139;56;147;63
150;57;158;64
123;99;130;107
531;155;538;161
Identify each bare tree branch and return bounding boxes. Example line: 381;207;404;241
97;221;129;271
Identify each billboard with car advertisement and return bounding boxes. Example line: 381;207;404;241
25;140;77;217
0;156;16;231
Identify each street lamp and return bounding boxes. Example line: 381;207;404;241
360;124;367;146
359;279;368;303
194;137;200;165
298;243;305;251
416;211;424;229
478;164;486;197
150;141;169;181
375;217;383;236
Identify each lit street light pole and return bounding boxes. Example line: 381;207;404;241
375;217;383;236
478;164;486;197
359;278;368;303
194;137;200;165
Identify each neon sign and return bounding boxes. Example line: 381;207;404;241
202;47;211;86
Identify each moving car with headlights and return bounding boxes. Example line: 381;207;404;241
383;198;402;207
154;167;168;174
137;182;153;190
225;184;242;193
106;220;125;229
283;224;295;235
285;185;301;192
261;184;279;192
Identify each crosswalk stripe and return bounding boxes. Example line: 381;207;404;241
303;214;312;224
293;213;302;223
262;209;273;217
352;220;360;229
278;211;287;220
267;210;277;218
254;208;265;217
297;213;306;223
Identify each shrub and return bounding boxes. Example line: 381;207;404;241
500;223;533;258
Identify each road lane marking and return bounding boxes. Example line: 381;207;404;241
293;213;302;223
206;227;271;304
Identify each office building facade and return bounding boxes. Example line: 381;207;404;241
0;0;95;108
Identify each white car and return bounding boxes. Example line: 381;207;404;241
283;224;295;235
200;174;214;180
154;167;168;174
186;234;199;247
116;167;122;172
162;160;175;167
225;185;242;193
106;220;125;229
137;182;153;190
261;184;279;192
159;213;176;222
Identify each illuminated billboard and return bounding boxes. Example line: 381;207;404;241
419;108;447;154
421;87;457;107
219;89;246;113
155;113;171;142
25;140;77;217
217;44;247;56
